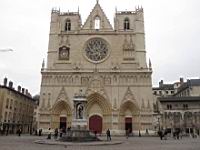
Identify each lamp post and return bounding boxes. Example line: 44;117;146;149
158;117;161;131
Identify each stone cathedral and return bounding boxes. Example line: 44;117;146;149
37;1;153;135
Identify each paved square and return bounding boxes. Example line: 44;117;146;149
0;135;200;150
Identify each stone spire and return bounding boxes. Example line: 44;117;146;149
42;59;45;70
149;58;152;70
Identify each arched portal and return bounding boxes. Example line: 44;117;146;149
89;115;102;133
51;100;72;129
119;101;139;132
125;117;132;133
60;116;67;130
86;93;112;132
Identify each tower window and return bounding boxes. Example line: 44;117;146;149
65;19;71;31
94;16;100;30
124;17;130;30
183;104;188;110
167;104;172;110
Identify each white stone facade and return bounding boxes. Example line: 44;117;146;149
37;2;153;135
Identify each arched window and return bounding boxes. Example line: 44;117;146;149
124;18;130;30
65;19;71;31
94;16;100;30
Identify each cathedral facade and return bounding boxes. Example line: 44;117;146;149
37;1;153;135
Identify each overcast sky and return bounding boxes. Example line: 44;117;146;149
0;0;200;95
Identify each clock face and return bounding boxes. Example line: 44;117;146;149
59;46;69;60
85;38;108;62
61;51;68;57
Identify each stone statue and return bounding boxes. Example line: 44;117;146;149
77;104;83;119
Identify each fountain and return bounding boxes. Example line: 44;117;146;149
59;90;99;142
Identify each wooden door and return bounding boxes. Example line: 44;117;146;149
89;115;102;133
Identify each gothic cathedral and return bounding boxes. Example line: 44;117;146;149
37;1;153;135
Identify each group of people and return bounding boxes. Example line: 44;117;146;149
158;129;182;140
47;127;70;139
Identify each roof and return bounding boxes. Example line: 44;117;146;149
176;79;200;94
153;84;174;90
0;85;35;102
189;79;200;86
158;96;200;102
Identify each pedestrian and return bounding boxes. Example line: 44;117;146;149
158;130;163;140
139;130;141;137
126;129;130;139
59;128;63;138
35;129;38;136
94;130;97;138
18;128;22;136
54;128;58;139
106;128;111;141
145;129;149;135
39;129;42;136
47;128;51;139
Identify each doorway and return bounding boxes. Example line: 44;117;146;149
125;117;132;133
60;117;67;131
89;115;102;133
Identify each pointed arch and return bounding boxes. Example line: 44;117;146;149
86;93;112;115
119;100;139;132
119;100;139;115
65;19;71;31
94;16;100;29
124;17;130;30
51;100;72;115
86;93;112;132
122;87;139;109
51;100;72;129
82;2;113;30
55;87;70;104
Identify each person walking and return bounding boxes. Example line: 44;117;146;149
54;128;58;139
18;128;22;136
39;129;42;136
126;129;130;139
106;128;111;141
47;128;51;139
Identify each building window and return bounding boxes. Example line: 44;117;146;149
159;91;162;95
166;91;169;94
183;104;188;110
65;19;71;31
171;91;174;94
124;17;130;30
8;112;11;122
167;104;172;110
10;99;13;109
4;112;7;122
14;101;17;111
6;98;9;108
94;16;100;30
153;91;157;95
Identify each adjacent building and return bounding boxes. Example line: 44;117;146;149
153;78;200;135
37;1;154;135
0;78;36;134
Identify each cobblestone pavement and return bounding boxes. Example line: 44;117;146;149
0;135;200;150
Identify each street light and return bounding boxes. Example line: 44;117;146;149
158;117;161;131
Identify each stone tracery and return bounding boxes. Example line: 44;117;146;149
85;38;108;62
